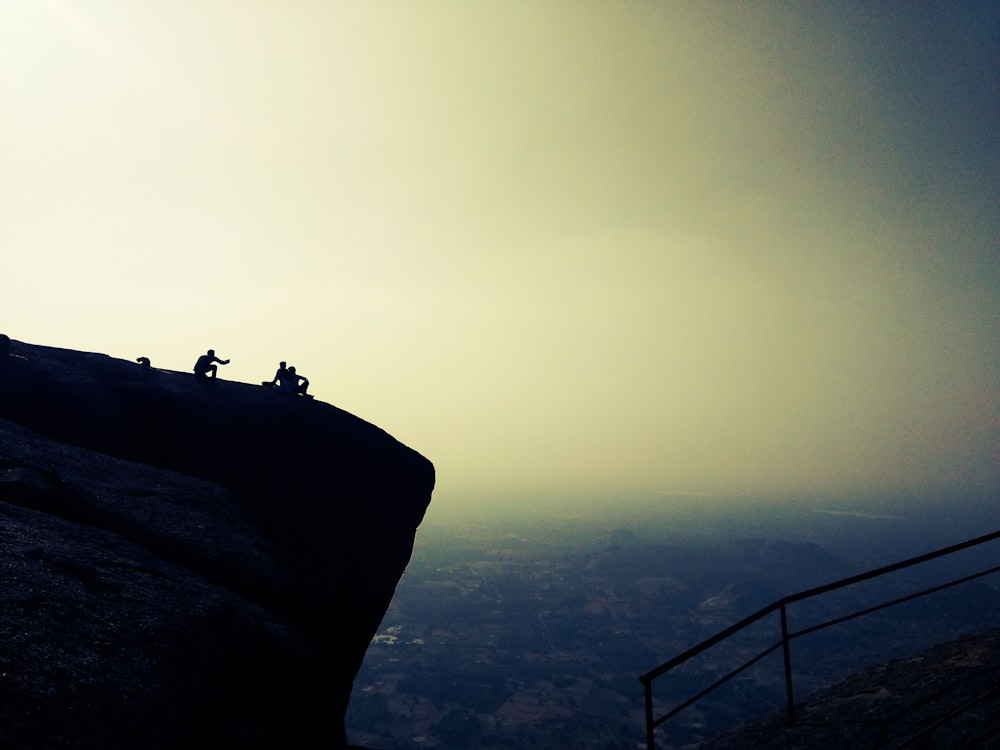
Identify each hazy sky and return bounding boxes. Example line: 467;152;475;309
3;2;997;512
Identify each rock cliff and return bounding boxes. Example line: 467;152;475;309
0;339;435;748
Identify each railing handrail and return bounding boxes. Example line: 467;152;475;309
639;527;1000;748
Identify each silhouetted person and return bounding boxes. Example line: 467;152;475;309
193;349;229;381
281;365;313;398
263;361;288;388
136;356;151;368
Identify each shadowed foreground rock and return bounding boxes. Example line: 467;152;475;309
684;627;1000;750
0;340;435;748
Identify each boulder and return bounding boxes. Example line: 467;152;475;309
0;339;435;748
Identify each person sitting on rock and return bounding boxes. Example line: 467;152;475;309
280;365;313;398
263;361;288;388
193;349;230;381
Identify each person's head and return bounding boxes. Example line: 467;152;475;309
207;349;215;357
288;366;296;374
280;361;286;368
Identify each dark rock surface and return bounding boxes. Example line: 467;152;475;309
683;627;1000;750
0;339;435;748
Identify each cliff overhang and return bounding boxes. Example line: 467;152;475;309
0;339;435;748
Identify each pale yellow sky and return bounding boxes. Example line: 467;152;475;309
2;2;997;512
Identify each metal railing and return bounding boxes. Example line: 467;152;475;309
639;528;1000;750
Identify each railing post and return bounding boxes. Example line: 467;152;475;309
643;678;655;750
780;602;796;725
639;530;1000;746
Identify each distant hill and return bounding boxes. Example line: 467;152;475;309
347;510;1000;749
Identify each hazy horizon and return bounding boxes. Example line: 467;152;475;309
3;2;997;512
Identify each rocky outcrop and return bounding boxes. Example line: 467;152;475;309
687;626;1000;749
0;339;435;748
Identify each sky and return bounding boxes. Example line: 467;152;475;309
2;1;997;514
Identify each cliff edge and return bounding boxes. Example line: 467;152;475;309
0;339;435;748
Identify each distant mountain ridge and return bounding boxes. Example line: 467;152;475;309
0;338;435;748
